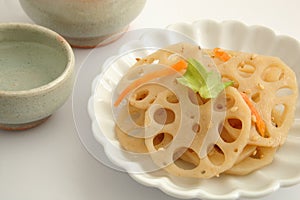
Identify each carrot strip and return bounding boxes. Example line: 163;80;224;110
240;92;266;137
114;60;188;107
213;48;231;62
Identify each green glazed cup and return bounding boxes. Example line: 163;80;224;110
0;23;75;130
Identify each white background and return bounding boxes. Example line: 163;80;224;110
1;0;300;199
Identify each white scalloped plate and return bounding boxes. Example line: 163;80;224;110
88;20;300;199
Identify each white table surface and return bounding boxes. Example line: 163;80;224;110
1;0;300;200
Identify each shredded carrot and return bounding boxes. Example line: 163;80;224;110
213;48;231;62
239;92;266;137
114;60;188;107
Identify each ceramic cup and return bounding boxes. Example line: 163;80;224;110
19;0;147;48
0;23;75;131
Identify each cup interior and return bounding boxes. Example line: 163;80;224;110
0;24;69;92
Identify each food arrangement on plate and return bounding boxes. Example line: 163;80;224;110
112;42;298;178
87;20;300;199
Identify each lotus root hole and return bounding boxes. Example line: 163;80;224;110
271;104;286;128
192;123;201;133
207;145;225;166
226;95;236;109
237;61;256;78
214;94;235;112
251;92;261;103
250;147;264;159
228;118;243;130
276;87;294;97
153;132;173;150
166;93;179;103
134;89;149;101
153;108;175;125
262;65;284;82
173;148;200;170
218;123;237;143
215;103;225;111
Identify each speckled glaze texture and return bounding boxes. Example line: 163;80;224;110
0;23;75;130
19;0;147;48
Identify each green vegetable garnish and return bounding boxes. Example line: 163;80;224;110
177;58;233;99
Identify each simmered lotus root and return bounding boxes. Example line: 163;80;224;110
225;147;277;175
115;43;297;178
116;84;178;154
203;49;298;147
144;86;251;178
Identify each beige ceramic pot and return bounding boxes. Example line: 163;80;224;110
19;0;147;48
0;23;75;131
